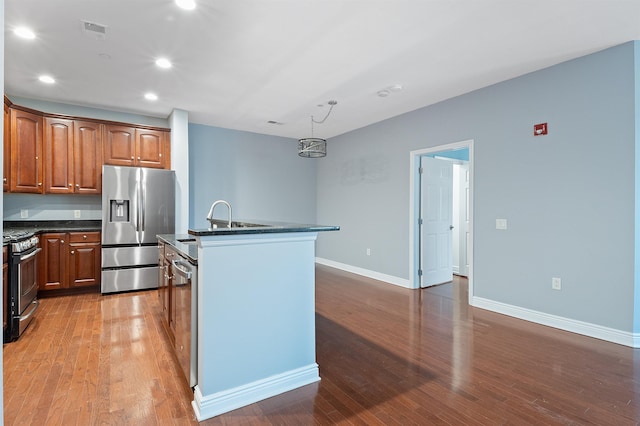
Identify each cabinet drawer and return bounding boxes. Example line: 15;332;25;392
68;231;100;243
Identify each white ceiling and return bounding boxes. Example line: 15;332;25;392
5;1;640;139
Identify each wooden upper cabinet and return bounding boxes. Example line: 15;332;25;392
10;108;43;193
44;118;102;194
4;104;10;192
44;117;74;194
136;128;167;169
104;125;170;169
104;125;136;167
74;120;103;194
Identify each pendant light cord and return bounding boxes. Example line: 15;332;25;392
311;100;338;125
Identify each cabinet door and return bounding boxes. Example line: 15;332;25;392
38;233;68;291
135;128;166;169
103;125;136;167
10;109;43;193
68;232;101;288
74;120;103;194
4;103;10;192
44;117;74;194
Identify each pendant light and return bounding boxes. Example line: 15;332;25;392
298;100;337;158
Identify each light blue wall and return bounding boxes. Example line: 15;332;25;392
4;194;101;220
189;124;316;229
316;42;637;332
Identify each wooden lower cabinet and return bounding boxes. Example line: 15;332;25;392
68;232;101;288
38;231;101;292
38;233;67;291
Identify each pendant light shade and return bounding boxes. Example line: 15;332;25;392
297;100;337;158
298;137;327;158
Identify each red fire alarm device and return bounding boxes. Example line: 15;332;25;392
534;122;548;136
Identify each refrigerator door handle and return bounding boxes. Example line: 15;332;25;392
140;173;146;231
136;168;142;234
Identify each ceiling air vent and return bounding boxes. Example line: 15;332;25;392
81;20;108;39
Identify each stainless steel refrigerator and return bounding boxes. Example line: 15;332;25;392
101;165;175;294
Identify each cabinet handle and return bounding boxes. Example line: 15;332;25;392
83;235;87;240
3;178;6;183
131;156;134;160
137;157;141;160
76;184;80;188
68;183;73;187
38;183;42;186
61;240;64;244
70;250;75;255
35;156;38;160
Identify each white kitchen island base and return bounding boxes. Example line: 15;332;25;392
191;230;324;421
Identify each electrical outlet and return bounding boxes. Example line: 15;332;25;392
366;248;371;256
74;210;81;218
496;219;508;230
552;277;562;290
20;209;28;218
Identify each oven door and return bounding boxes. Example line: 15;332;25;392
17;246;41;316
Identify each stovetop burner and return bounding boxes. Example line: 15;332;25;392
3;229;32;241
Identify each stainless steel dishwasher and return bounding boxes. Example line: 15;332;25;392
171;250;197;387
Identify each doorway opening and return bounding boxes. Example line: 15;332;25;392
409;140;474;302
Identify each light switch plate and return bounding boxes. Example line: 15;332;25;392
20;209;28;218
74;210;81;218
496;219;507;230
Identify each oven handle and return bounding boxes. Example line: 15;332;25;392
20;247;42;262
172;259;192;280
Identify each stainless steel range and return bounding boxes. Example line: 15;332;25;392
4;229;41;342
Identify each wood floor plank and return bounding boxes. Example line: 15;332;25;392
4;265;640;424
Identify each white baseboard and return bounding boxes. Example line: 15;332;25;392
192;364;320;421
471;296;640;348
315;258;411;288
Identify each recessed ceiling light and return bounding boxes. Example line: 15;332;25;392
14;27;36;40
155;58;172;69
175;0;196;10
144;93;158;101
38;75;55;84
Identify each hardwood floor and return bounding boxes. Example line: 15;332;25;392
4;265;640;425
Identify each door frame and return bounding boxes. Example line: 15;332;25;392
409;140;474;301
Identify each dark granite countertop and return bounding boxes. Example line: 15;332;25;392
188;219;339;237
157;234;198;264
4;220;102;234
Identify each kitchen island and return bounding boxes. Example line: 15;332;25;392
187;220;338;421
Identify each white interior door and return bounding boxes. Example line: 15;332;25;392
458;163;470;277
420;156;453;287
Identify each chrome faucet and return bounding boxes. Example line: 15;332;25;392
206;200;232;229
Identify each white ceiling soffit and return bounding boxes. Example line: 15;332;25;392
5;1;640;139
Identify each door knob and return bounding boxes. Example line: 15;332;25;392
449;225;454;230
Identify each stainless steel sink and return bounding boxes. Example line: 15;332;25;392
177;238;197;244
